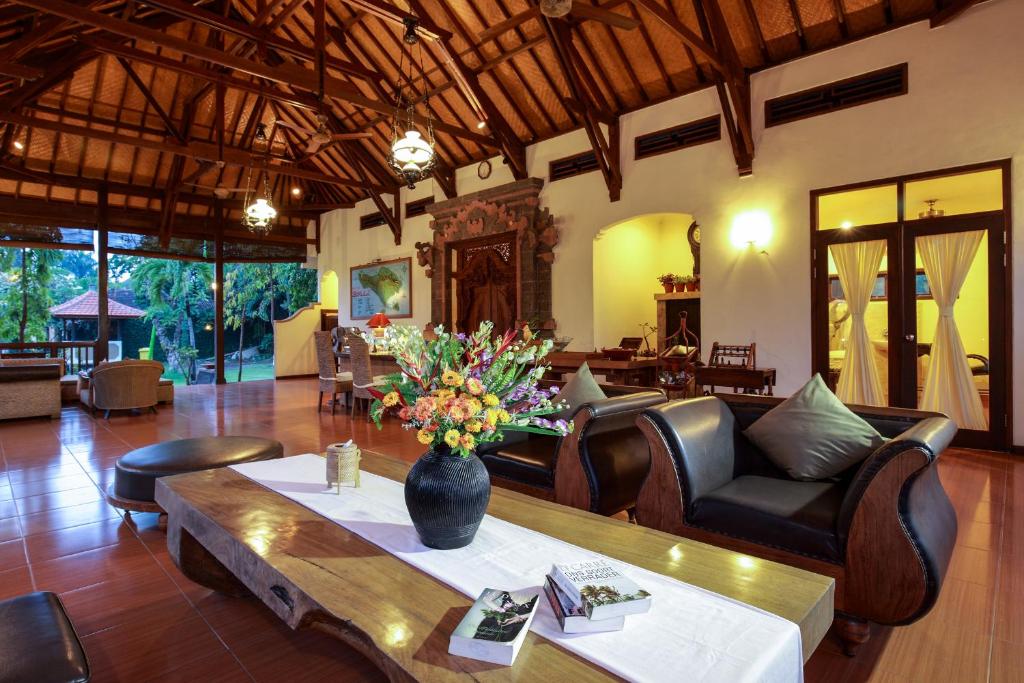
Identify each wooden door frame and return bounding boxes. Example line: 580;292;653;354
810;159;1013;451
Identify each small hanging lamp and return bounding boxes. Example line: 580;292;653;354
387;18;437;189
242;124;277;235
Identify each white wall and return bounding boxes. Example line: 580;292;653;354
319;1;1024;443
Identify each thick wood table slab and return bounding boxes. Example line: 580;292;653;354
156;452;833;681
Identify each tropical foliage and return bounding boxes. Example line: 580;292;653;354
368;321;572;457
0;247;63;342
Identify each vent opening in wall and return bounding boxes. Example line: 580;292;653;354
765;63;908;127
405;197;433;219
360;212;386;230
635;116;721;160
549;151;599;182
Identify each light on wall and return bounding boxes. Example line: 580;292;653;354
730;211;772;254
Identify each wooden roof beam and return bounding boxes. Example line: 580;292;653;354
541;18;621;202
11;0;495;148
116;56;186;143
0;111;388;191
136;0;384;82
931;0;985;27
338;143;401;244
626;0;724;75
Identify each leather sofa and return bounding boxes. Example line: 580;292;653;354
478;383;666;517
635;393;958;655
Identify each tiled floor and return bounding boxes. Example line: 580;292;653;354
0;378;1019;681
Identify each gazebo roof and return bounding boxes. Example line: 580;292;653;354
49;290;146;320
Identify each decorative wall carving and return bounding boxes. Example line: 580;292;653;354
422;178;558;331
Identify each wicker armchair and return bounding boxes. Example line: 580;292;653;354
346;335;387;420
80;359;164;418
315;331;353;414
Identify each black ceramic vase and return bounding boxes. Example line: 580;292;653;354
404;446;491;550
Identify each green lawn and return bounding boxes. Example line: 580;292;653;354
161;358;277;386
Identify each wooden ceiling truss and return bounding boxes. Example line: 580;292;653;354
0;0;986;252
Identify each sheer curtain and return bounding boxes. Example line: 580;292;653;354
918;230;987;430
832;240;886;406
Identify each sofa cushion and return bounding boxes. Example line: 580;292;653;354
692;475;845;562
553;362;606;421
479;435;559;489
0;591;89;683
743;374;885;481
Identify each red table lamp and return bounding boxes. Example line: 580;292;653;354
367;312;391;338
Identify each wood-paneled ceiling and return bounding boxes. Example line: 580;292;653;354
0;0;983;247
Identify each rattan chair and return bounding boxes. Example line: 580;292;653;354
80;359;164;419
346;335;387;420
315;331;353;414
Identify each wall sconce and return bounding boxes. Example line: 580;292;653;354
731;211;772;254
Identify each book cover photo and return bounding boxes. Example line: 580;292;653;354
543;576;625;634
551;559;653;621
448;588;541;666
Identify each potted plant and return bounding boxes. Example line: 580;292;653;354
684;275;698;292
658;273;675;293
369;322;571;550
673;275;688;292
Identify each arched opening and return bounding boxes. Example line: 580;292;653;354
592;213;695;350
320;270;339;310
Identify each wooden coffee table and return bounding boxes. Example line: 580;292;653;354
156;450;834;681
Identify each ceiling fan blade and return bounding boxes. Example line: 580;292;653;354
275;119;318;137
569;3;639;29
331;132;373;140
305;137;325;155
479;6;541;42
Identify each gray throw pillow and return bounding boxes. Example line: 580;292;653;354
553;362;607;421
743;374;885;481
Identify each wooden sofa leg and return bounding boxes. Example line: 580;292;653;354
103;409;111;420
835;616;870;656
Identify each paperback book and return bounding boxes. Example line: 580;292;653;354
448;588;541;666
551;559;652;621
543;576;625;633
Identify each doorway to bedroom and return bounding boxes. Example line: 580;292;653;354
810;161;1011;451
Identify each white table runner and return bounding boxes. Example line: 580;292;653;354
231;454;803;682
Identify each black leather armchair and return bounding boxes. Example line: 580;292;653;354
635;393;958;655
478;385;666;517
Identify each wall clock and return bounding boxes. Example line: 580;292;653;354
477;159;492;180
687;221;701;276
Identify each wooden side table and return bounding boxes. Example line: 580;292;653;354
695;366;776;396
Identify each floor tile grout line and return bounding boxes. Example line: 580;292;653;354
983;463;1008;682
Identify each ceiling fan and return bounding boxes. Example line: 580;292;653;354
273;114;372;156
479;0;639;42
189;183;248;199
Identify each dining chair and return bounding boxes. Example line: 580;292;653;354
315;331;353;414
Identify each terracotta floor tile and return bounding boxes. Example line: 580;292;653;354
6;462;86;484
9;472;97;499
15;484;104;515
31;537;157;593
24;517;135;564
61;572;196;637
990;638;1024;682
0;538;26;571
19;499;121;536
0;516;21;542
0;565;34;600
0;500;17;521
141;649;252;683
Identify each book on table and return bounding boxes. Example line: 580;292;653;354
448;588;541;666
551;559;652;621
543;576;625;633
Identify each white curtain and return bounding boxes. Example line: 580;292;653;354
918;230;988;430
832;240;886;406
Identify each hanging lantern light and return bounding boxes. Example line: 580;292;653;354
540;0;572;18
387;18;437;189
242;124;277;235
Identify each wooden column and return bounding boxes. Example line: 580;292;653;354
214;203;226;385
95;186;109;365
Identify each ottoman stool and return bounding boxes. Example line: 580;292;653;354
0;591;89;683
106;436;284;514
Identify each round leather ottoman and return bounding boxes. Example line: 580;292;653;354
107;436;284;513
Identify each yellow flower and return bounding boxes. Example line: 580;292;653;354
416;429;434;445
443;429;461;447
465;420;482;433
433;389;455;403
485;408;500;426
460;433;476;450
498;409;511;423
466;398;483;415
442;369;464;388
382;391;400;407
483;393;499;407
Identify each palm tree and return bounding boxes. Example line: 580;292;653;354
131;258;212;383
0;247;63;343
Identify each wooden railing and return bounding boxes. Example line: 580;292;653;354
0;341;98;374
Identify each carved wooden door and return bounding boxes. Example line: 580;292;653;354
454;238;516;334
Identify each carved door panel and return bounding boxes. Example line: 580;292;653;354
454;240;516;334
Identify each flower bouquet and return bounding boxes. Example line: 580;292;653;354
366;321;571;549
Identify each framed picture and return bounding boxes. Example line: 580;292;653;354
350;257;413;320
828;273;887;301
